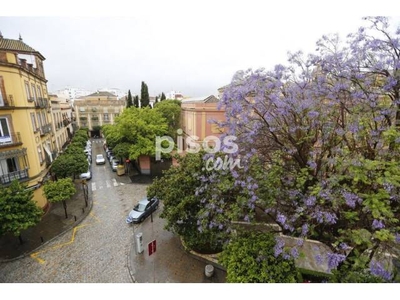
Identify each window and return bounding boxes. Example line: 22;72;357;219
31;83;37;102
37;146;43;164
103;113;109;121
79;107;85;112
37;85;42;99
37;112;42;128
30;113;38;132
25;81;32;101
0;76;6;106
0;118;11;144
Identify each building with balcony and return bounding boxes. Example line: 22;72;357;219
49;95;73;152
0;34;55;208
73;91;125;137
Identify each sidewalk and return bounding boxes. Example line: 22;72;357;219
127;205;226;283
0;181;92;262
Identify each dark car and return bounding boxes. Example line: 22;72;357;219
126;197;159;224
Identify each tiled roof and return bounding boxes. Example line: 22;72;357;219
85;91;117;98
0;37;45;60
181;95;219;104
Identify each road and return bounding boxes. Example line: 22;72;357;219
0;139;149;283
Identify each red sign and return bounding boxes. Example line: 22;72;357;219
148;240;157;256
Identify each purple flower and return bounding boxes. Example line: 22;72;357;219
339;242;350;250
372;219;385;229
307;161;317;170
305;196;316;206
395;233;400;244
327;253;346;271
274;238;285;257
290;247;299;259
301;224;309;236
369;261;392;281
323;212;337;224
243;215;250;222
277;212;287;225
315;254;324;265
342;191;362;208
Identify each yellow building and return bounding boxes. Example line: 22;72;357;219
74;91;125;136
0;34;55;209
49;94;73;152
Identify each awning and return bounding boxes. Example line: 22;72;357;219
0;148;27;160
43;144;53;162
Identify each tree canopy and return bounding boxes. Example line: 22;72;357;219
140;81;150;108
102;107;168;159
43;178;76;219
154;100;181;139
0;181;42;237
194;17;400;281
126;90;133;108
220;232;298;283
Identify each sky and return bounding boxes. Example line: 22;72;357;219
0;0;399;98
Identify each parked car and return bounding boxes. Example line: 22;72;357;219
79;168;92;180
95;154;105;165
126;197;159;224
111;159;119;171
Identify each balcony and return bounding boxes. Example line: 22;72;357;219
0;95;15;109
40;124;52;136
0;132;22;148
35;98;49;109
63;119;71;127
102;119;110;123
0;168;29;185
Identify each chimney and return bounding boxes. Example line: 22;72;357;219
20;58;27;68
27;63;33;72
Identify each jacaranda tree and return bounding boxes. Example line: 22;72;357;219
196;17;400;282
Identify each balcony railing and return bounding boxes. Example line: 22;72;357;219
40;124;52;136
0;132;22;148
103;119;110;123
35;97;49;109
0;168;29;185
63;119;71;126
0;95;15;109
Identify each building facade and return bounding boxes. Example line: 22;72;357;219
180;95;226;148
49;95;73;152
73;91;125;136
0;34;55;208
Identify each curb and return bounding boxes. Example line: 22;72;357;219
126;233;137;283
0;186;94;264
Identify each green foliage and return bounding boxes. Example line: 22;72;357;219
140;81;150;108
103;107;168;159
147;152;227;253
133;95;139;108
112;142;131;161
160;92;166;101
51;153;88;179
0;181;43;237
71;135;87;148
43;178;76;204
126;90;133;108
154;100;181;139
219;232;298;283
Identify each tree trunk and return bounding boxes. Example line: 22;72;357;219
62;200;68;219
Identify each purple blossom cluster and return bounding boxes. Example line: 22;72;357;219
274;238;285;257
369;261;392;281
342;191;362;208
372;219;385;229
326;252;346;272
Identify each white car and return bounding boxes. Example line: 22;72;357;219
95;154;105;165
79;168;92;180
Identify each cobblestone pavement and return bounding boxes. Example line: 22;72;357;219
0;139;226;283
0;140;148;283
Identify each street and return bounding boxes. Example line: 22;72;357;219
0;139;150;283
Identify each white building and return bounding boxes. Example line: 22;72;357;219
54;87;93;102
166;90;184;100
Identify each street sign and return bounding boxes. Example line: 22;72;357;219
148;239;156;256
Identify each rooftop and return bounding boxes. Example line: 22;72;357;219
0;34;45;60
181;95;219;104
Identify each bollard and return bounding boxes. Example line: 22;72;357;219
40;236;44;243
205;264;214;278
74;215;77;221
82;208;85;213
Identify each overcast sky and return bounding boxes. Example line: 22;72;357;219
1;1;399;97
